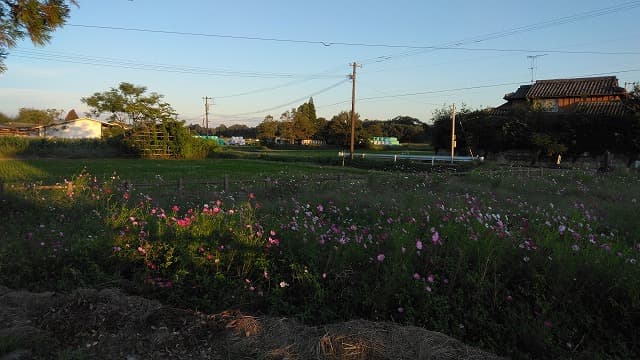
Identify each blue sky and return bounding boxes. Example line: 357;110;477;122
1;0;639;126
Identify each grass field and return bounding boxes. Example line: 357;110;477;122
1;157;639;358
0;158;367;184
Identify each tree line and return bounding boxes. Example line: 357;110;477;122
431;101;640;165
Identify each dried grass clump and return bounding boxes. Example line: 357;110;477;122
318;333;384;360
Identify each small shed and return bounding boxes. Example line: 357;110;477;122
43;117;118;139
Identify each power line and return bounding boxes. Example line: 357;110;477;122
10;48;345;79
219;78;350;117
67;2;640;51
357;1;640;65
318;67;640;107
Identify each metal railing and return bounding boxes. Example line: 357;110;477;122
338;151;481;164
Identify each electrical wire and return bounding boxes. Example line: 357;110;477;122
10;48;345;79
357;1;640;65
67;1;640;52
219;78;350;117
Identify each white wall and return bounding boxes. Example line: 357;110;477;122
45;119;102;139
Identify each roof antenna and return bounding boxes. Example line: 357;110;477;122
527;54;547;83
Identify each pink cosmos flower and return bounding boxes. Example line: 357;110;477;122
413;273;421;280
376;254;385;262
176;218;191;227
427;274;435;283
416;240;423;250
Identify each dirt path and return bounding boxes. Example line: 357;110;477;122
0;286;502;359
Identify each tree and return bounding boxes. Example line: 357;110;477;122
430;104;473;154
81;82;176;125
327;111;361;146
1;0;77;72
628;83;640;112
0;111;12;123
15;107;63;125
257;115;277;141
297;97;322;136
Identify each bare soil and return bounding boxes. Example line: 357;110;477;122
0;286;502;360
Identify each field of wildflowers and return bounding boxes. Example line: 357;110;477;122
1;164;639;358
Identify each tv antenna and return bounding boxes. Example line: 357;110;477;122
527;54;547;83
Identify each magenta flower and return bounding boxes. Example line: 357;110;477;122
172;205;179;213
427;274;435;283
376;253;385;262
413;273;421;280
416;240;423;250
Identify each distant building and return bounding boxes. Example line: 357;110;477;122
497;76;630;115
300;139;326;145
370;137;400;146
228;136;246;146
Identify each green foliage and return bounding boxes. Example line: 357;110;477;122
0;111;13;123
16;107;64;125
431;107;640;163
125;120;219;159
0;0;77;72
81;82;177;125
362;116;428;143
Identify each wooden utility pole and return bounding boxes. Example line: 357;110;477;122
349;62;361;159
450;103;456;163
202;97;213;134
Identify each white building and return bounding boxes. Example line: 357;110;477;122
43;118;120;139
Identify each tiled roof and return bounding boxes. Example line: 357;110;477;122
527;76;625;98
504;85;532;100
563;101;631;116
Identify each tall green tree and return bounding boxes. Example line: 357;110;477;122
257;114;277;141
16;107;63;125
81;82;176;125
327;111;361;146
278;109;296;142
0;0;77;72
297;97;321;136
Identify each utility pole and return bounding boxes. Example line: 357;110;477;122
202;96;213;135
527;54;547;83
349;62;361;159
450;103;456;163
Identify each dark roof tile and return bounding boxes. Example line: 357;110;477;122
527;76;625;98
562;101;631;116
